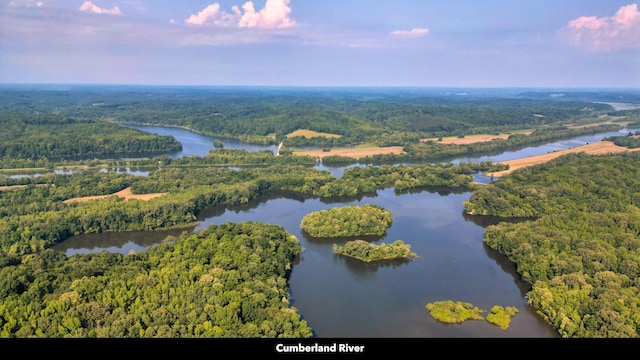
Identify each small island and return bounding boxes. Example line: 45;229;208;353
425;300;518;330
300;204;392;238
425;300;485;324
332;240;418;262
485;305;519;330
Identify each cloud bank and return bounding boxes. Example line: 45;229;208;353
8;1;43;7
185;0;295;29
561;3;640;52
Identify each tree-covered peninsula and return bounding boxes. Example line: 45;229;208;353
300;204;392;238
332;240;418;262
464;152;640;337
0;222;312;338
0;113;182;167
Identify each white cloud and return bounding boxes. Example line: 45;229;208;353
390;28;430;37
184;3;221;25
560;3;640;53
238;0;295;29
184;0;295;29
79;1;121;15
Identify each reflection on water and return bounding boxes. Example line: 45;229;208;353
461;210;537;228
301;233;385;245
336;254;413;272
51;227;193;256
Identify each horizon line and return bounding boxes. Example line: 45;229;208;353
1;82;639;91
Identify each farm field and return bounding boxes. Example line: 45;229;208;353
293;145;405;159
488;141;640;177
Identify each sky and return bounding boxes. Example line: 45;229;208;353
1;0;639;87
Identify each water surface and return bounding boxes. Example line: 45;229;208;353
52;125;636;338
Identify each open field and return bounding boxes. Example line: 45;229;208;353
294;145;405;159
488;141;640;177
286;129;342;139
421;131;532;145
63;187;166;203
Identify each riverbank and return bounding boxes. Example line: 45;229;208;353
488;141;640;177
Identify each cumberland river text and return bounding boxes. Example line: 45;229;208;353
275;342;365;353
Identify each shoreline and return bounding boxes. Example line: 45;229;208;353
488;141;640;177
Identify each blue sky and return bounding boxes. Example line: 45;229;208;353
1;0;639;87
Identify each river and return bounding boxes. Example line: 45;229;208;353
51;124;637;338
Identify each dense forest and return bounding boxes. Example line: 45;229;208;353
464;152;640;337
0;222;312;337
0;113;182;165
0;85;617;148
1;85;639;338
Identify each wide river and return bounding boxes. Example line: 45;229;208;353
52;125;636;338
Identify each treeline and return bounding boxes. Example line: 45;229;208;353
177;149;317;166
0;113;182;165
346;97;612;135
0;162;480;257
603;133;640;149
464;152;640;337
0;222;313;338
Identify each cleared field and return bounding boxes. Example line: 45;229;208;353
294;146;405;159
421;131;532;145
64;187;166;203
488;141;640;177
286;129;342;139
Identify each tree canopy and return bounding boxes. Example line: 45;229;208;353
300;204;393;238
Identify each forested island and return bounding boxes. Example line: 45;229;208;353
300;204;393;238
0;85;639;338
332;240;418;262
